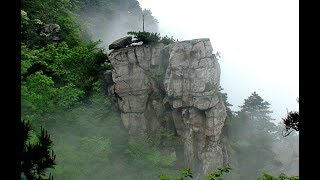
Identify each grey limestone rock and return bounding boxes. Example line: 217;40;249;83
109;36;133;50
107;38;228;175
40;23;61;43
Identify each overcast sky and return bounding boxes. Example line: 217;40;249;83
138;0;299;124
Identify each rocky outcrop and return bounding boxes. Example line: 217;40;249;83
40;24;61;42
109;36;133;50
107;38;227;175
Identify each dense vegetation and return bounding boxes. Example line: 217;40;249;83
21;0;178;179
20;0;298;179
20;121;56;180
220;90;299;179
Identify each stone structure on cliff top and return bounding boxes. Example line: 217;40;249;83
106;38;228;174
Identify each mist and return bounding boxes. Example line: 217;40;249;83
221;107;299;178
41;92;179;179
137;0;299;123
79;0;298;176
76;3;159;51
21;0;299;179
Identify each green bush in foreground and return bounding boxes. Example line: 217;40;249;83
20;121;56;180
159;165;232;180
257;172;299;180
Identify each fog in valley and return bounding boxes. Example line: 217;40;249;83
21;0;299;179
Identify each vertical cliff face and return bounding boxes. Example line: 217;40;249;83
106;38;228;174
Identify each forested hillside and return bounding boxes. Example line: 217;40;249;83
220;91;299;179
21;0;176;179
20;0;299;179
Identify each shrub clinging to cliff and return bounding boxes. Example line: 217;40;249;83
127;31;177;45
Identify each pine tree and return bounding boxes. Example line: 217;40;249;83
238;91;276;133
239;91;273;120
20;121;56;180
226;92;282;179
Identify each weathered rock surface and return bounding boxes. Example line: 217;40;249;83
109;36;133;50
40;23;61;42
107;38;227;175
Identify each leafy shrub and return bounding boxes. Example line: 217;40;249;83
206;165;232;180
159;165;232;180
126;134;176;168
257;172;299;180
160;35;177;45
21;41;108;120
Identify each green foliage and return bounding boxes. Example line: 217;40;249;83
21;41;107;122
236;92;277;135
43;92;120;179
21;10;32;29
55;14;82;47
159;165;232;180
21;0;82;47
21;0;72;22
128;31;161;44
20;121;55;180
37;92;176;179
20;0;179;179
159;175;172;180
221;92;284;179
239;91;274;121
180;168;193;179
156;127;176;141
154;127;177;148
257;173;299;180
20;1;297;179
218;87;234;120
128;31;177;45
160;35;177;45
21;10;46;47
126;134;176;168
159;168;193;180
206;165;232;180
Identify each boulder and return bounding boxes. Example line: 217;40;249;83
109;36;133;50
40;23;61;42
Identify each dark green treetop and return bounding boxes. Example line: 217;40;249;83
239;91;273;121
20;121;56;180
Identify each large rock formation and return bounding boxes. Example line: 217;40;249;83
107;38;228;175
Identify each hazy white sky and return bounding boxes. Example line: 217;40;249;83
138;0;299;123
